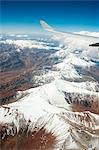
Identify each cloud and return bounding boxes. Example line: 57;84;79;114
74;31;99;37
16;34;28;38
52;31;99;62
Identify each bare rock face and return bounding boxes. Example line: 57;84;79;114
0;41;57;104
0;43;25;71
63;91;99;114
0;36;99;150
0;105;99;150
0;120;56;150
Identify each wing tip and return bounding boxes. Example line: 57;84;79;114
40;20;54;32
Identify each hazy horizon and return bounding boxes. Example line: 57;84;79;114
1;1;99;34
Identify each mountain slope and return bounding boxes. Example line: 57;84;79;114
0;32;99;149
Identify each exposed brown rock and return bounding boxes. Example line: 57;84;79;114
0;123;56;150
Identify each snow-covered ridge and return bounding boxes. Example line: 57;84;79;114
0;32;99;149
0;39;60;51
0;86;99;149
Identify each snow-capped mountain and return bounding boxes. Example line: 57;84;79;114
0;32;99;149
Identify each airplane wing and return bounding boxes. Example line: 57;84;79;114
40;20;99;46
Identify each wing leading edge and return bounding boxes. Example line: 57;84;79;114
40;20;99;47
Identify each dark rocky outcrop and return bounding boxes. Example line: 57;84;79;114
0;41;57;104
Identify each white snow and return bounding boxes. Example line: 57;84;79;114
0;39;60;51
56;79;99;96
0;31;99;149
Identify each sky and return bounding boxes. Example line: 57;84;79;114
1;1;99;34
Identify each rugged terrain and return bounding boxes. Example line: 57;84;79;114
0;33;99;149
0;37;59;104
